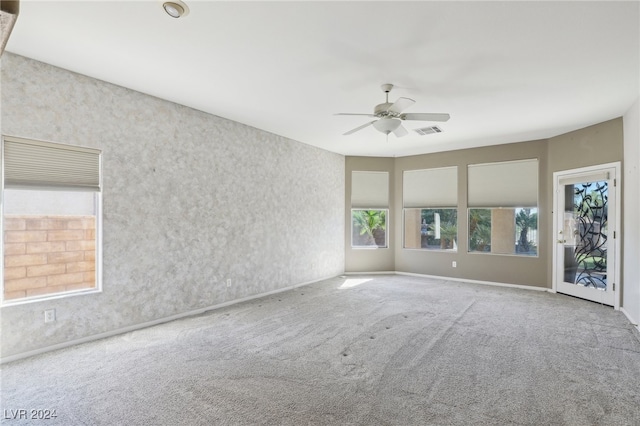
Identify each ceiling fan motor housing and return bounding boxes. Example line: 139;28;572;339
374;103;395;117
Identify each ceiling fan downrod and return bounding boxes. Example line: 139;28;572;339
381;83;393;104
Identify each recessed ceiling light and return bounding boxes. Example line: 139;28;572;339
163;1;189;18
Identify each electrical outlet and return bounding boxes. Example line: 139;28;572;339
452;261;457;268
44;309;56;323
226;279;231;288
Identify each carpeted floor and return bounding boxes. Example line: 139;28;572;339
1;275;639;425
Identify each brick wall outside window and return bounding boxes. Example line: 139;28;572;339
3;215;96;301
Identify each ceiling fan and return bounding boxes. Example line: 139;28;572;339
336;84;450;138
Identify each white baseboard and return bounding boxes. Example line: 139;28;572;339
393;271;549;292
620;307;639;329
343;271;396;276
0;273;340;365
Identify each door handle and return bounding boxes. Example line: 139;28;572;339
557;239;566;244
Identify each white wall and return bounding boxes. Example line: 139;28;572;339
0;53;345;359
623;97;640;328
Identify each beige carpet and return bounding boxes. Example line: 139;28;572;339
2;274;639;425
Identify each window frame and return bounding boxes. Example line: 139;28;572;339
1;136;103;306
402;166;458;252
351;208;389;249
467;159;539;258
403;207;458;252
467;206;539;257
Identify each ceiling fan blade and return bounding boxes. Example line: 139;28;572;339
401;113;451;122
334;113;377;117
343;120;376;136
388;97;415;114
392;124;409;138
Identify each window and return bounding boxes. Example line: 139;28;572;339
404;208;458;250
468;208;538;255
403;167;457;250
467;159;538;256
2;136;102;303
352;209;387;248
351;171;388;248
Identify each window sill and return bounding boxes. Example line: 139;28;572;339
1;287;102;307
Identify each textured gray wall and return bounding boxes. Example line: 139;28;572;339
0;53;345;358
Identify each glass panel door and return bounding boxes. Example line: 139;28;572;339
555;167;617;306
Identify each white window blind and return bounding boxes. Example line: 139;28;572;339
2;136;101;191
558;171;610;186
403;166;457;208
468;159;538;207
351;171;388;208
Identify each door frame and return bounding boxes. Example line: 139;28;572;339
551;162;622;310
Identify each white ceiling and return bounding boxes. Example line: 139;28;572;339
5;1;640;157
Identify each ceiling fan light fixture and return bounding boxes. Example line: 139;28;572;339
373;118;401;135
163;1;189;18
336;83;451;138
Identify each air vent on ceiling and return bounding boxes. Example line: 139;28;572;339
414;126;443;136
